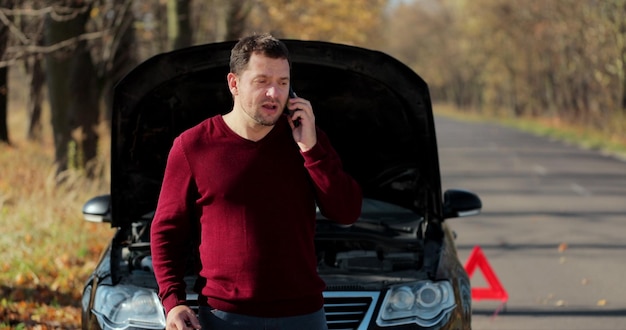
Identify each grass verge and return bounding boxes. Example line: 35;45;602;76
1;90;113;328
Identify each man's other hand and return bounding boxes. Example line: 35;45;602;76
167;305;201;330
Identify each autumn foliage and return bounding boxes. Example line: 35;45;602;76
0;84;112;328
2;0;626;328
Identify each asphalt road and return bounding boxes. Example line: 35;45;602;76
434;115;626;330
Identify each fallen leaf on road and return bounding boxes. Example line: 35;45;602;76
555;300;566;307
597;299;607;306
558;242;568;252
581;278;589;285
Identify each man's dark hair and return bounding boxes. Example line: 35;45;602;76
230;33;291;74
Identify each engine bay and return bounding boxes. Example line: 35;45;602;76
120;209;426;282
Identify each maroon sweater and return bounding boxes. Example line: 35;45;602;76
151;115;362;317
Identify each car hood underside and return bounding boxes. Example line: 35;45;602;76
111;40;443;227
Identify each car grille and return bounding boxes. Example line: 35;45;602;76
323;291;380;330
186;294;200;315
185;291;381;330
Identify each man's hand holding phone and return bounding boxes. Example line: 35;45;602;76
285;87;317;152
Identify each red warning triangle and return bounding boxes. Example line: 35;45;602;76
464;246;508;302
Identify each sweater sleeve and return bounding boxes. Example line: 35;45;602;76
150;137;196;314
301;128;362;225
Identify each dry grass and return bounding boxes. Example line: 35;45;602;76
1;68;113;328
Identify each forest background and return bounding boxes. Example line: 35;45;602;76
1;0;625;327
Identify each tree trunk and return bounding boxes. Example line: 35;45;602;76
168;0;193;50
621;36;626;111
102;0;138;127
27;58;45;141
214;0;251;41
0;0;13;145
0;66;8;145
70;43;99;177
44;3;100;177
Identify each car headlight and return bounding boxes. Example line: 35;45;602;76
92;284;166;330
377;280;456;328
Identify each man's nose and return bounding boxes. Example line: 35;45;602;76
266;85;279;98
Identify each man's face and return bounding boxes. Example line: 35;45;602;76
232;52;290;126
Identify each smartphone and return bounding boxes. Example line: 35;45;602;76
289;86;297;99
286;86;300;127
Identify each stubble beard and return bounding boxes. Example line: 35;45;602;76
242;103;283;127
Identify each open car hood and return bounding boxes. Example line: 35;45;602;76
111;40;443;227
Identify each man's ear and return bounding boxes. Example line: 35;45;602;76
227;73;238;96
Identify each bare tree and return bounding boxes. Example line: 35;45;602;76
26;44;45;141
167;0;192;50
602;0;626;111
214;0;251;41
22;3;46;141
98;0;138;126
0;0;14;145
43;2;99;176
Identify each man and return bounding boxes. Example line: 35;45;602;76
151;33;362;329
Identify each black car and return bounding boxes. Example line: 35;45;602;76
81;40;482;330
